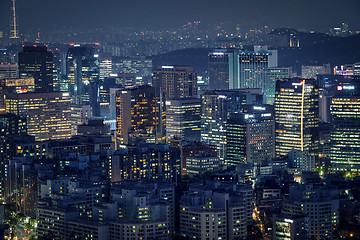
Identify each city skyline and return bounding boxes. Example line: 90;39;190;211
0;0;360;34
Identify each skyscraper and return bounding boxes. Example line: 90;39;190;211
208;46;277;91
265;67;293;104
66;46;99;107
18;46;53;92
226;105;275;166
165;98;201;143
153;65;197;100
115;85;157;145
330;81;360;176
208;49;230;90
201;89;263;162
275;78;319;158
5;92;71;141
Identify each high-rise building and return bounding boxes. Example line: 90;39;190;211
115;85;157;145
99;53;112;80
5;92;71;141
226;105;275;166
208;49;230;90
201;89;263;162
66;46;99;106
0;78;35;114
265;67;293;104
153;65;197;100
275;78;319;158
330;81;360;176
208;46;277;90
18;46;53;92
165;98;201;143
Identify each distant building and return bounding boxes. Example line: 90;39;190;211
18;46;53;92
112;56;152;78
301;64;331;79
208;46;278;90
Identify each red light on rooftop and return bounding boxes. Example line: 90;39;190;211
33;45;37;47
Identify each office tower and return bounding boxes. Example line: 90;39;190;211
48;47;62;92
0;78;35;114
0;114;27;201
275;78;319;158
330;81;360;175
66;46;99;107
208;46;277;90
180;181;253;240
226;105;275;166
282;184;339;240
99;53;112;80
208;49;230;90
237;46;278;89
115;85;157;145
201;89;263;162
301;64;331;79
165;98;201;143
265;67;293;104
0;64;18;79
5;92;71;141
18;46;53;92
153;65;198;100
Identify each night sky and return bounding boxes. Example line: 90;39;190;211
0;0;360;32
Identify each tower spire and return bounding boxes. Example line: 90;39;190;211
10;0;19;39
